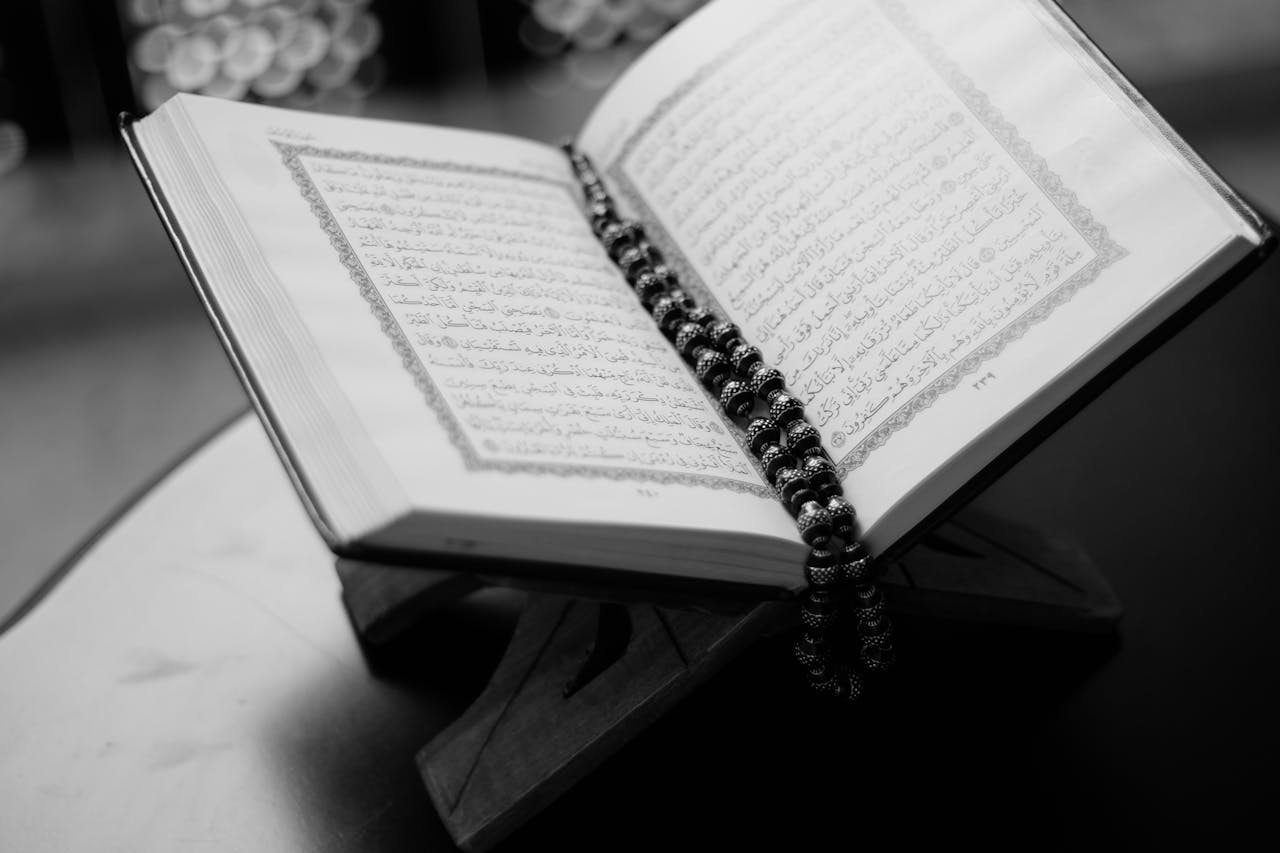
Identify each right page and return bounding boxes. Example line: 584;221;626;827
578;0;1267;553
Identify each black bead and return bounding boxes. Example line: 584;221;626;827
744;416;782;455
806;545;838;568
793;636;831;670
856;612;892;641
666;286;696;311
800;630;828;648
639;239;665;266
706;319;739;350
767;391;805;426
853;582;882;611
758;443;796;480
674;321;710;358
861;631;894;655
796;500;833;547
804;565;842;591
802;454;839;496
842;540;869;563
719;380;754;418
585;184;610;206
860;625;894;652
816;480;842;500
788;487;821;516
807;587;836;609
612;238;646;265
694;349;731;390
811;671;850;700
807;661;840;689
591;211;617;236
825;496;857;539
844;668;866;701
860;642;896;674
600;221;636;255
632;271;665;303
804;546;842;589
749;365;786;399
800;607;838;634
772;466;809;506
842;555;874;583
785;421;821;456
800;590;838;632
650;296;685;330
853;584;886;625
686;305;717;326
840;541;873;583
771;463;802;492
728;342;762;375
616;246;647;278
650;263;674;288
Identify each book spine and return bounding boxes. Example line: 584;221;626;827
561;145;896;702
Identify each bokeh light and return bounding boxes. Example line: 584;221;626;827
121;0;382;113
518;0;709;92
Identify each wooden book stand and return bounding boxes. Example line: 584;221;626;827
336;508;1119;851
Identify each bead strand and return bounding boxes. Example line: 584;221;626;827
563;145;896;701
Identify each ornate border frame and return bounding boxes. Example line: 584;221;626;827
274;142;772;495
606;0;1126;474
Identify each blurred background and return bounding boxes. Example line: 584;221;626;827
1;0;1279;623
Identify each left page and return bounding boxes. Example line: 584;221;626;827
134;95;805;585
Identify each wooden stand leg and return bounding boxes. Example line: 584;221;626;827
417;596;784;851
335;559;483;647
878;509;1123;632
334;507;1121;851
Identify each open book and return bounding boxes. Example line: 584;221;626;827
125;0;1271;595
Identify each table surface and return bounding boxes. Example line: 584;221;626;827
5;13;1280;849
0;417;496;851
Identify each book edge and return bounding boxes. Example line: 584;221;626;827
867;0;1277;556
880;225;1274;564
1032;0;1272;245
120;112;352;552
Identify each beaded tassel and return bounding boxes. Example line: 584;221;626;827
564;145;896;701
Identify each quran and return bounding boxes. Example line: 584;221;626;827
125;0;1271;595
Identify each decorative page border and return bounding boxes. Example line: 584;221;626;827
274;142;771;495
606;0;1126;474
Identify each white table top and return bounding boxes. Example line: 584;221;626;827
0;417;510;851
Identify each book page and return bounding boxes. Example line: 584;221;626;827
140;95;803;583
273;143;759;487
579;0;1260;551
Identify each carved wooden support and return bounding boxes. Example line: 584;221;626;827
336;508;1120;850
417;596;784;851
